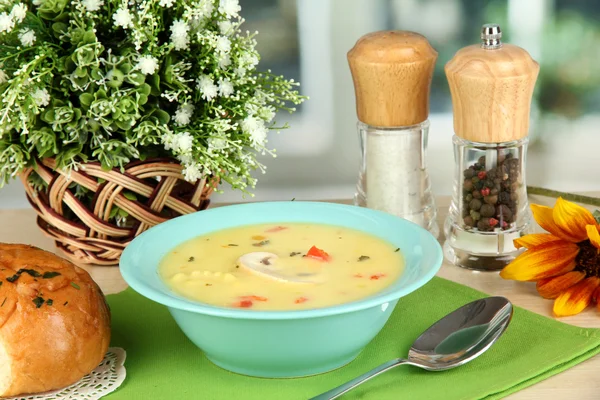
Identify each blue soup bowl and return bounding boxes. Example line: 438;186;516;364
120;201;443;378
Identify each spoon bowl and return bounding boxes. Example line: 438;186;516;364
311;296;513;399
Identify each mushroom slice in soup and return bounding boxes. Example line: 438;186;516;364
237;252;327;284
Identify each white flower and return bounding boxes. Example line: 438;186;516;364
0;12;14;33
82;0;104;12
172;35;189;50
32;0;43;5
176;131;194;152
178;153;192;164
183;162;203;182
113;8;133;29
18;28;35;47
196;0;214;18
218;79;234;97
219;0;240;18
171;19;189;37
162;132;177;151
0;69;8;84
196;75;218;101
32;88;50;107
170;19;190;50
215;36;231;54
240;52;259;67
234;67;246;77
218;54;231;69
214;120;233;133
241;116;268;146
164;131;194;153
209;137;227;150
174;103;194;126
218;21;233;35
135;55;159;75
159;0;175;7
10;3;27;23
258;106;275;122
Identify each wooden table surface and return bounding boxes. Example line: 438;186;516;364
1;194;598;399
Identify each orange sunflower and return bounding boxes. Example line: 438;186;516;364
500;197;600;317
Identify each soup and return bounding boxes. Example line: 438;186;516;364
159;223;404;310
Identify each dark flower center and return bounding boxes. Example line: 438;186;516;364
575;240;600;277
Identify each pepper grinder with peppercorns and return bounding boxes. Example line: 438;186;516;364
443;24;539;271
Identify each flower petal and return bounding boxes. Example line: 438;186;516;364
586;225;600;250
513;234;563;249
536;271;586;299
553;197;597;243
553;277;600;317
531;204;580;242
499;241;579;281
593;285;600;304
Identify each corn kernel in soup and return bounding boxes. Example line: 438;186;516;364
159;223;403;310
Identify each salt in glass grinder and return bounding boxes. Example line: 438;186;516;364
443;24;540;270
347;31;439;237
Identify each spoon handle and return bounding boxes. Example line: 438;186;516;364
308;358;411;400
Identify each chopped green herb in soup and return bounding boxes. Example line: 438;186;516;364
159;223;404;310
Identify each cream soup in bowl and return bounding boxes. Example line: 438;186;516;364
120;201;442;378
159;223;403;310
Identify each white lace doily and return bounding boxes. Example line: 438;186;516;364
6;347;126;400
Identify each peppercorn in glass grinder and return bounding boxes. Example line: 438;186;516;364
443;24;540;270
347;31;439;237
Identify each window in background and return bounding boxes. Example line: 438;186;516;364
218;0;600;203
1;0;599;208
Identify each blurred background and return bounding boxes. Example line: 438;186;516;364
0;0;598;207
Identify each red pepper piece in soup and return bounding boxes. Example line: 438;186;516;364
265;226;288;233
306;246;330;261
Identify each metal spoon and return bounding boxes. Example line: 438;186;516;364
310;296;513;400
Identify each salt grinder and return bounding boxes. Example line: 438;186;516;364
347;31;439;237
443;24;540;270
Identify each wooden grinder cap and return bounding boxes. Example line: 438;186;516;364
347;30;438;127
445;24;540;143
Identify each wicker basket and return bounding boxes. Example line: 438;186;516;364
20;158;216;266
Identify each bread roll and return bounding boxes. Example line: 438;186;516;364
0;244;111;397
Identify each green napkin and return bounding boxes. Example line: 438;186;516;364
104;277;600;400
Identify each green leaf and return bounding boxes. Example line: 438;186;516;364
70;74;90;88
82;30;96;45
52;22;67;35
79;93;94;107
74;66;87;78
139;83;151;96
150;73;161;96
118;208;129;218
95;89;107;99
593;210;600;224
109;206;119;219
87;118;101;132
42;109;56;123
126;72;145;86
106;69;125;89
90;68;103;80
123;191;137;201
64;58;76;74
120;62;133;74
115;119;133;131
138;94;148;106
153;110;170;125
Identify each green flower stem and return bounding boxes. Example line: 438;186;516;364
527;186;600;207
